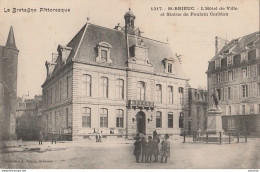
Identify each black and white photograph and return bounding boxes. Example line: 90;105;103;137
0;0;259;170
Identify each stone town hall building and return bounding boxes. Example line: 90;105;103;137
0;26;19;139
40;9;189;140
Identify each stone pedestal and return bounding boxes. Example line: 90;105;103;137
206;108;224;134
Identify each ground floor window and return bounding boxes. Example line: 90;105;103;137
227;118;235;131
156;111;162;128
116;109;123;128
168;113;173;128
82;107;91;128
100;108;108;128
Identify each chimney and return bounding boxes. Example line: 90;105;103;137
215;36;228;55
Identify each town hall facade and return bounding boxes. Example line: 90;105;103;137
40;9;189;140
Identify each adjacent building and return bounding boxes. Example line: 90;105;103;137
207;31;260;135
40;9;189;140
0;26;19;139
16;95;42;140
183;88;208;135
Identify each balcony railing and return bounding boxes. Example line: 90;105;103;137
128;100;155;110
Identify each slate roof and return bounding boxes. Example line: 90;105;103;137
209;31;260;62
50;22;187;79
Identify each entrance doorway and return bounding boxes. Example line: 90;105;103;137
136;111;146;134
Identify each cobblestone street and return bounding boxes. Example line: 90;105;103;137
0;137;259;169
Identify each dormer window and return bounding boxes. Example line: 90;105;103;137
168;63;173;73
96;42;112;63
227;55;233;66
162;57;175;74
241;51;248;62
215;58;221;69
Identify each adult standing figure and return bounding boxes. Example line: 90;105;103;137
160;134;170;163
51;132;56;144
152;132;160;162
39;131;43;145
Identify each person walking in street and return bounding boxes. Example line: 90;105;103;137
51;132;56;144
96;132;99;142
133;136;141;163
152;132;160;162
160;134;171;163
146;136;153;163
98;131;103;143
39;131;43;145
141;137;147;163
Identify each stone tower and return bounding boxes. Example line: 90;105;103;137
0;26;19;139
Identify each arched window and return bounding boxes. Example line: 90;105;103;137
116;79;124;99
82;107;91;128
100;108;108;128
100;77;108;98
168;86;173;104
116;109;124;128
156;111;162;128
82;74;92;97
137;81;145;100
156;84;162;103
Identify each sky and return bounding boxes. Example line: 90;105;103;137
0;0;259;98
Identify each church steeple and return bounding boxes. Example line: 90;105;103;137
5;26;17;50
124;8;136;34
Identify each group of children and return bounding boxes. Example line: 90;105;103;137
133;132;171;163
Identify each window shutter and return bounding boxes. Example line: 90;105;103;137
247;66;250;78
224;71;227;82
226;106;229;115
252;82;257;97
224;87;228;100
233;69;236;81
221;88;224;101
239;85;241;98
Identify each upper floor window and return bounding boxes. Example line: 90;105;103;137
100;108;108;128
156;111;162;128
156;84;162;103
96;42;112;63
227;55;233;66
241;66;250;79
216;73;220;83
82;74;92;97
168;63;173;73
82;107;91;128
116;79;124;99
241;84;248;98
228;70;233;81
253;64;258;77
167;86;173;104
100;77;108;98
241;51;248;62
179;87;184;104
215;59;221;69
242;105;246;115
137;81;145;100
116;109;124;128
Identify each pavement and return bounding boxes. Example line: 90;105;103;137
0;136;259;169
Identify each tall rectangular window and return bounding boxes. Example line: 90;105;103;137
216;73;220;83
168;63;172;73
116;109;124;128
241;52;248;62
116;79;124;99
168;86;173;104
156;84;162;103
82;74;92;97
242;85;248;97
168;113;173;128
100;108;108;128
179;112;184;128
215;59;221;69
227;56;233;66
179;87;184;104
228;118;235;131
156;111;162;128
228;71;233;81
101;50;108;62
66;108;69;128
100;77;108;98
228;106;232;115
137;81;145;100
82;107;91;128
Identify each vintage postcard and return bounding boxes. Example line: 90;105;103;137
0;0;259;170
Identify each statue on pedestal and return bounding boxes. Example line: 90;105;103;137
211;89;219;110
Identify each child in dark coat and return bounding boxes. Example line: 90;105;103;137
146;136;153;162
133;137;141;163
152;134;160;162
141;137;147;163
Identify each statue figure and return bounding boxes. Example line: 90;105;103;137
211;89;219;109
